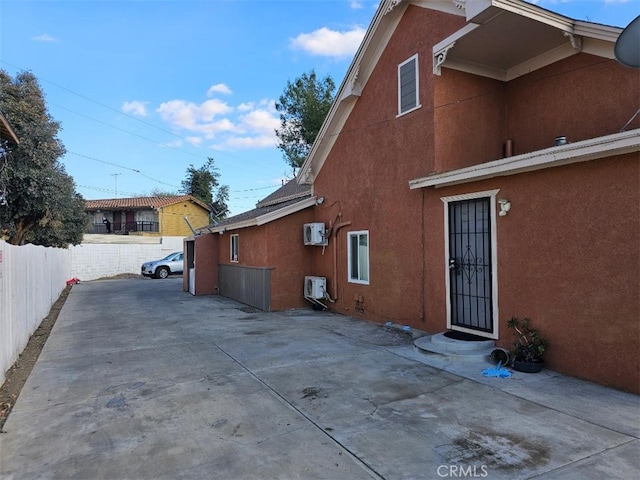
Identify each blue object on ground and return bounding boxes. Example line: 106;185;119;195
482;361;512;378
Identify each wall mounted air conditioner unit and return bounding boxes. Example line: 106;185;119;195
304;276;326;299
304;223;327;246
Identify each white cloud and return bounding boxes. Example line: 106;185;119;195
156;99;233;131
290;26;366;58
207;83;233;96
33;34;57;42
122;100;148;116
157;91;279;149
350;1;364;9
239;109;279;136
217;135;276;150
237;102;254;112
160;140;183;148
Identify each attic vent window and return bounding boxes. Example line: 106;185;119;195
398;54;420;116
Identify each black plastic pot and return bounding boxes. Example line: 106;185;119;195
512;359;544;373
489;348;510;366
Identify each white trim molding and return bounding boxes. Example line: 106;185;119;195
205;197;317;234
410;129;640;189
441;189;500;340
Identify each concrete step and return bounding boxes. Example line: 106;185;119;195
414;332;495;362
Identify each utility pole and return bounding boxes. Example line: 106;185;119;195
111;173;121;197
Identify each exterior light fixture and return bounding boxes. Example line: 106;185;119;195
498;199;511;217
315;196;325;205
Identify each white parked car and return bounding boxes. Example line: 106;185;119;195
141;252;184;279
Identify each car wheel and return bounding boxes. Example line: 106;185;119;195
156;267;170;279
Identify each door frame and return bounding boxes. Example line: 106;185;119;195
441;189;499;340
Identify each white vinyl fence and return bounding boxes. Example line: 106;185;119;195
1;236;186;385
0;240;71;386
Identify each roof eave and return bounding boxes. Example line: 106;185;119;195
298;0;417;185
434;0;621;81
204;197;317;234
409;129;640;189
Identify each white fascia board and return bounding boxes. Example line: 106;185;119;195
574;21;621;43
409;129;640;189
299;1;407;185
206;197;317;233
206;218;257;233
487;0;574;31
582;37;616;60
255;197;316;226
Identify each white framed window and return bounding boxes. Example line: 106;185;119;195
348;231;369;284
230;234;239;262
398;54;420;116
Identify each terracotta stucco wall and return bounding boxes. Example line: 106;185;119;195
311;7;464;325
505;54;640;154
217;208;315;311
433;53;640;171
265;209;315;311
434;70;506;171
192;234;219;295
422;154;639;393
161;202;210;237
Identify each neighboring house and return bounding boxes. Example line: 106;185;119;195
185;180;316;307
85;195;212;237
191;0;640;394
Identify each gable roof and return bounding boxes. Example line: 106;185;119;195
85;195;211;212
198;181;314;233
256;179;311;208
297;0;625;185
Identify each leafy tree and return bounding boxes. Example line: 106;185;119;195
0;69;85;247
146;188;179;197
180;157;229;220
275;70;335;171
210;184;229;220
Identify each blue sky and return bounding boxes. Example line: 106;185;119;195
0;0;638;215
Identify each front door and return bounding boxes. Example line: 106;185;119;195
448;197;493;335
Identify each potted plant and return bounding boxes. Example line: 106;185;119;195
506;317;548;373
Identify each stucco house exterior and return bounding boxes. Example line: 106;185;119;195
85;195;212;237
189;0;639;394
185;181;317;307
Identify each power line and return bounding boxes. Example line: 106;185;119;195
68;151;181;189
1;60;279;175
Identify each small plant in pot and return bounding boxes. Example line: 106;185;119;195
507;317;548;373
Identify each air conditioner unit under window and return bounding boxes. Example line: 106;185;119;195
304;276;326;299
304;222;327;246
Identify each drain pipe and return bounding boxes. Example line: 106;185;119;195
331;218;351;301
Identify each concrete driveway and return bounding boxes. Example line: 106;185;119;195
1;278;638;479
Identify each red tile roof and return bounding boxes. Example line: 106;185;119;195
85;195;211;211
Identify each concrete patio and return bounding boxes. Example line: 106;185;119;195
0;277;638;479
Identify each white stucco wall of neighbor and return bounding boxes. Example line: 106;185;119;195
0;236;186;385
0;240;71;386
69;236;185;281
